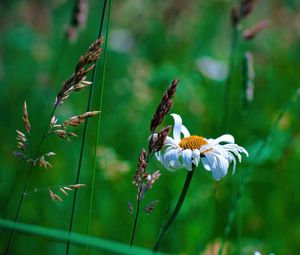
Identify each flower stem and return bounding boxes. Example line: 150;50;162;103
152;168;195;252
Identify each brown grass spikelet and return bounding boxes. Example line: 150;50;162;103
68;184;86;188
150;80;179;132
54;194;63;202
56;38;103;106
63;111;100;127
66;0;89;42
149;125;172;153
230;6;240;26
49;189;63;202
49;189;55;201
231;0;256;26
23;101;31;133
39;156;52;169
15;130;27;151
243;20;270;40
240;0;256;18
133;149;147;187
59;188;69;196
128;201;134;215
144;200;159;214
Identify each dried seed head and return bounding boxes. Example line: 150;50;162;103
46;152;56;157
50;116;58;126
49;189;55;201
240;0;256;18
63;186;73;191
54;194;63;202
144;200;159;214
133;149;148;187
69;184;86;189
243;20;270;40
66;0;89;41
231;5;240;26
12;151;26;159
59;188;69;196
64;111;100;127
39;156;52;169
128;201;134;215
16;130;25;138
155;126;172;152
56;38;103;105
150;80;179;132
22;101;31;133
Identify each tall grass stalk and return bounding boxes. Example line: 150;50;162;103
5;106;57;255
65;0;108;254
85;0;111;253
220;22;239;131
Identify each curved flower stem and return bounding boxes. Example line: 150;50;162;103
153;168;195;252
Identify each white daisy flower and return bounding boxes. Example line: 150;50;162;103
155;113;248;181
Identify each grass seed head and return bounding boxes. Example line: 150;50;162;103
150;80;179;132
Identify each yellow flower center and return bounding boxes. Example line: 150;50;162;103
179;135;208;150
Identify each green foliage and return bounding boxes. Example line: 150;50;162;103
1;0;300;254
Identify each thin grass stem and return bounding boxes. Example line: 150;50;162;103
153;168;195;252
65;1;108;254
220;23;239;131
5;105;57;255
130;199;141;247
129;146;157;247
84;0;111;253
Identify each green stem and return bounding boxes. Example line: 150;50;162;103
85;0;111;253
65;1;108;254
221;23;238;131
5;105;57;255
130;199;141;247
153;168;195;252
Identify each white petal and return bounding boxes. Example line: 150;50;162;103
201;157;211;171
181;124;190;138
211;165;221;181
228;152;237;174
192;149;200;167
171;113;183;142
164;148;179;167
214;134;235;144
182;149;193;171
216;154;229;177
165;136;179;147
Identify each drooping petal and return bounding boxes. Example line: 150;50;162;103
182;149;193;171
192;149;200;167
201;157;211;171
164;148;179;167
216;154;229;177
171;113;183;142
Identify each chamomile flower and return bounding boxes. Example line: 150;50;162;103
155;113;248;180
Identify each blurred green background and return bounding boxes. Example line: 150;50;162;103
1;0;300;254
